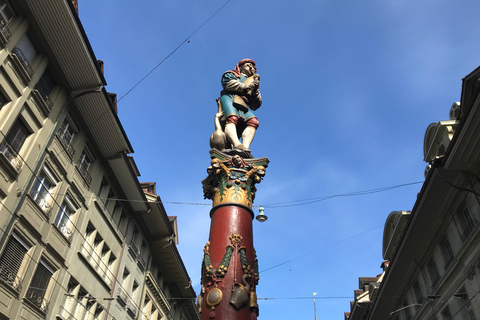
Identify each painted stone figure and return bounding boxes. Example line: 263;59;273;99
210;59;262;152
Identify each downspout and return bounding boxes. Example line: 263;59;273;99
0;85;103;245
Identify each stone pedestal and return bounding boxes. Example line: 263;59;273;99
199;149;269;320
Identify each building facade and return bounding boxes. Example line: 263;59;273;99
0;1;198;320
345;67;480;319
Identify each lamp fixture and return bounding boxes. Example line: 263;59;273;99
256;206;268;222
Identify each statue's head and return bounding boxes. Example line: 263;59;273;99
233;59;256;77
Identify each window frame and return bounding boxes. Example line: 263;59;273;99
29;166;58;213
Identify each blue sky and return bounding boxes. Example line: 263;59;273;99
80;0;480;318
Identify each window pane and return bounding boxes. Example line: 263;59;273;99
35;70;56;101
5;119;29;153
0;235;28;291
26;260;53;310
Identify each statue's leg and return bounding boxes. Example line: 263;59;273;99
242;118;259;150
225;123;244;149
241;126;255;150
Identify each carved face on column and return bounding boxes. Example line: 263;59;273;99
232;155;243;167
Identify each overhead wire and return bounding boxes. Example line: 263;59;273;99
262;181;424;208
17;180;425;209
117;0;234;102
259;225;383;273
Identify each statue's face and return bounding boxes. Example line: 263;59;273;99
241;62;256;77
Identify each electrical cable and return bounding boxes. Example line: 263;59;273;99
117;0;234;102
260;225;383;273
262;181;424;208
16;180;425;209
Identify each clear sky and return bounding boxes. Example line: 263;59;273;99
79;0;480;318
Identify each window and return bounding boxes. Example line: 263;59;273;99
117;268;129;303
54;196;77;241
0;233;30;292
138;240;147;271
81;222;116;286
129;228;139;255
401;300;412;320
0;118;30;169
34;69;56;105
440;236;454;269
77;147;93;184
412;280;424;304
30;166;57;212
441;305;452;320
0;0;14;30
127;280;139;317
26;259;55;312
457;207;477;242
98;178;108;201
105;190;115;213
13;34;36;76
57;115;77;156
62;278;104;320
0;90;8;111
455;287;476;320
427;258;440;288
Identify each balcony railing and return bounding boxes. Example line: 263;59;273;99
116;286;128;305
0;24;11;44
56;221;74;242
126;299;138;318
26;287;49;313
460;223;475;242
11;47;34;78
0;265;22;292
57;132;75;158
77;164;92;186
0;140;23;172
137;254;146;271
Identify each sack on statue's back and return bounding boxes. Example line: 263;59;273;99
233;95;249;112
233;75;259;112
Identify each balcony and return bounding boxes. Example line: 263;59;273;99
116;286;128;306
128;240;138;258
56;132;75;159
0;140;23;177
137;254;147;272
76;163;92;186
11;47;34;80
126;299;138;318
56;221;74;242
460;223;475;243
0;24;11;45
25;287;49;314
0;265;22;293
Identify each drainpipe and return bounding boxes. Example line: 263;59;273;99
0;86;103;246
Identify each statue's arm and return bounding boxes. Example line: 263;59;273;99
222;72;254;94
250;89;262;110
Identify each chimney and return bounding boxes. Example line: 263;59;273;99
108;92;117;114
71;0;78;14
97;59;104;76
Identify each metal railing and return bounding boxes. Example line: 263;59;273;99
0;140;23;172
56;221;74;242
11;47;34;77
460;223;475;242
77;163;92;185
26;288;49;313
0;265;22;292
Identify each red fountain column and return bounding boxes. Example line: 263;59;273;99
199;150;269;320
